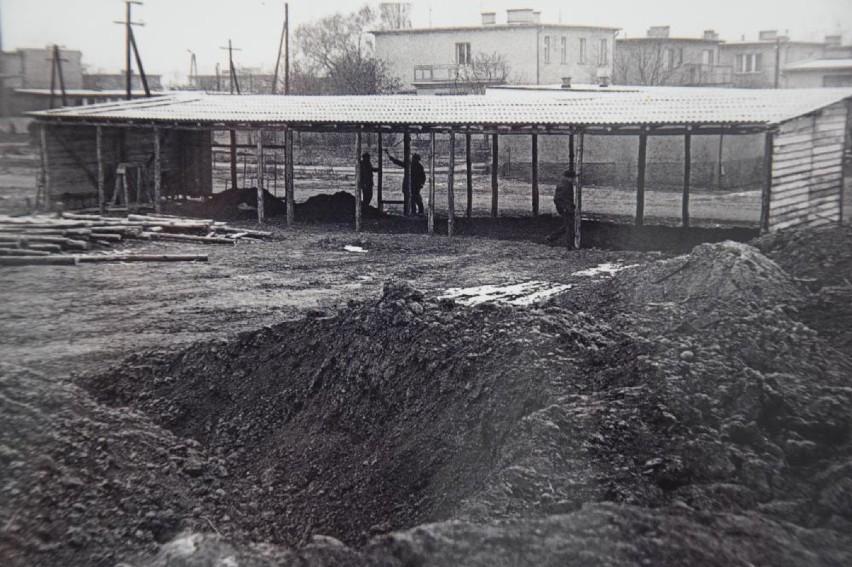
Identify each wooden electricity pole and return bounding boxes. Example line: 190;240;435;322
115;0;145;100
272;3;290;94
220;40;242;94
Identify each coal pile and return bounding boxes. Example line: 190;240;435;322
296;191;385;222
200;188;287;220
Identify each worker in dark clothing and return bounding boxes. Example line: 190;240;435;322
546;169;576;248
359;152;379;208
386;149;426;215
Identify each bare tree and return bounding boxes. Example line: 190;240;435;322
294;5;400;94
452;52;510;94
379;2;411;30
614;41;685;86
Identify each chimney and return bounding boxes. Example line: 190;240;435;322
825;34;842;47
561;76;572;89
481;12;496;26
703;29;718;41
759;30;778;41
647;26;670;38
507;9;539;25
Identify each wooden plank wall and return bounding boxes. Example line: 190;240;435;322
769;100;848;231
44;125;211;206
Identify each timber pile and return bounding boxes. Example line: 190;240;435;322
0;212;272;266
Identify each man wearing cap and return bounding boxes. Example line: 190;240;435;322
359;152;379;209
548;169;576;248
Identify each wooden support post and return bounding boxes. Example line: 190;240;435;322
465;133;472;218
96;126;105;214
256;130;265;224
760;131;774;233
229;129;238;190
637;130;647;226
448;131;456;237
355;131;362;231
403;129;411;215
574;133;584;250
569;132;575;171
377;133;384;212
153;127;162;214
717;133;724;191
428;132;436;234
682;131;691;228
532;134;539;217
491;133;498;219
286;127;295;227
40;125;51;211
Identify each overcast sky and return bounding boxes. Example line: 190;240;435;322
3;0;851;85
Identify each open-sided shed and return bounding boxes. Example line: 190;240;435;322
30;87;852;242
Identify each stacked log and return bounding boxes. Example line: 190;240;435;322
0;213;272;266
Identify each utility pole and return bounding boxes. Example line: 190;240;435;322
187;50;198;89
272;3;289;94
114;0;144;100
219;40;242;94
48;45;68;108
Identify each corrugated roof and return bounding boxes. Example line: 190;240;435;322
783;59;852;72
30;88;852;129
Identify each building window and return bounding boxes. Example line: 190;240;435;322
456;42;471;66
599;38;608;65
544;36;551;63
735;53;762;73
702;49;715;66
579;38;586;63
561;37;567;64
663;48;674;70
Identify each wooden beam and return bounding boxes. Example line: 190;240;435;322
448;131;455;237
40;125;51;211
403;129;411;215
428;132;435;234
491;133;498;219
574;133;584;250
256;130;265;224
229;129;238;190
465;133;472;218
569;133;575;172
153;127;162;214
682;132;691;228
760;131;773;233
377;133;384;212
717;133;724;191
96;126;105;214
637;130;647;226
355;131;362;231
531;133;539;217
286;127;295;227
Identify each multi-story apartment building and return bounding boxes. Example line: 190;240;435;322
719;30;825;88
614;26;731;86
372;9;618;94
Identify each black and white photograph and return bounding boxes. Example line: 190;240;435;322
1;0;851;565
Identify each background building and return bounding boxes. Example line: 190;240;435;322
719;30;825;88
615;26;731;86
373;8;618;94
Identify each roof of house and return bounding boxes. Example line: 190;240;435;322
29;88;852;132
783;58;852;72
371;23;619;36
15;88;164;97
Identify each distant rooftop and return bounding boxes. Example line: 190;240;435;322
783;59;852;72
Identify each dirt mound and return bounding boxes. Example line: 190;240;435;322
753;225;852;290
200;187;287;220
296;191;384;222
81;259;852;565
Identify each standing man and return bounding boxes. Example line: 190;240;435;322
359;152;379;209
386;149;426;216
547;169;576;248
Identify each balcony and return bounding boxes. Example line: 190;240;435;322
412;64;507;87
680;63;733;86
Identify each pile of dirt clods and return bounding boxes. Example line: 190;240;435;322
6;227;851;566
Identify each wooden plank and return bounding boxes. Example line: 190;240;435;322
531;134;539;217
153;127;162;214
403;129;411;215
377;133;383;212
448;131;455;237
229;130;238;190
428;132;435;234
637;131;647;226
96;126;105;214
465;133;472;219
761;131;772;233
40;125;52;210
774;132;817;146
355;131;362;232
256;130;265;224
285;128;295;226
0;255;78;266
491;133;498;219
683;132;691;228
772;193;841;217
575;133;584;249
